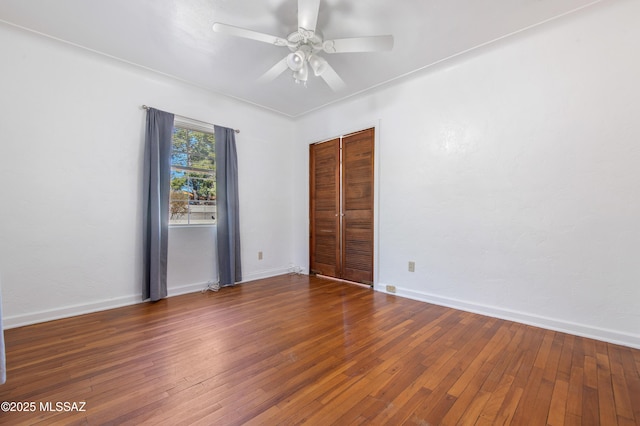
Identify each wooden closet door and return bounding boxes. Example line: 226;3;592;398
309;138;341;277
342;129;374;284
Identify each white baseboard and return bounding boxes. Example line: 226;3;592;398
240;266;304;283
3;267;297;329
3;294;142;329
376;283;640;350
167;281;211;297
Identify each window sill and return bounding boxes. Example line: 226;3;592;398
169;223;216;229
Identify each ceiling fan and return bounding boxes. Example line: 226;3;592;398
212;0;394;91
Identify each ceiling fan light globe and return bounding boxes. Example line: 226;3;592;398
286;50;305;71
308;54;328;76
293;63;309;83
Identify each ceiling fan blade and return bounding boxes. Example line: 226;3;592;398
257;58;289;83
319;62;346;92
323;35;394;53
212;23;288;46
298;0;320;33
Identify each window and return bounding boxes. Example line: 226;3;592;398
169;121;216;225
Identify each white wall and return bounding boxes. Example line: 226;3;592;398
0;23;295;327
293;0;640;348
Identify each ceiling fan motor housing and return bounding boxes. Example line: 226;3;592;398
286;29;323;52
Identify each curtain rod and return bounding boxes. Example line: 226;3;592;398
141;105;240;134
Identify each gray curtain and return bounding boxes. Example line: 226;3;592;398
142;108;174;301
215;125;242;285
0;274;5;384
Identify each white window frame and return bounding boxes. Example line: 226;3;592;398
169;118;216;227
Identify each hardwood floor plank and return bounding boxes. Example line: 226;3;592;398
609;357;636;422
1;274;638;425
548;379;570;426
618;348;640;423
584;355;598;390
492;385;524;425
457;390;492;425
379;387;433;424
526;332;564;425
596;351;618;425
440;334;509;423
409;317;512;423
567;365;585;420
558;333;576;382
582;386;600;426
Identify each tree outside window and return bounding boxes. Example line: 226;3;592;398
169;125;216;225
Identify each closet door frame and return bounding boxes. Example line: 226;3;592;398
308;123;380;288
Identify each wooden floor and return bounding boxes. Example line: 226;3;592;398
1;275;639;425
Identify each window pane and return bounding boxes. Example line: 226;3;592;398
170;126;216;225
188;199;216;225
170;191;190;224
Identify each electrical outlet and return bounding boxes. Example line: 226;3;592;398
258;251;263;260
408;261;415;272
386;285;396;293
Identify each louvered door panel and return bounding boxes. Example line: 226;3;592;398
342;129;374;284
309;139;341;277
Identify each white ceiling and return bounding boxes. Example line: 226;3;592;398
0;0;603;117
